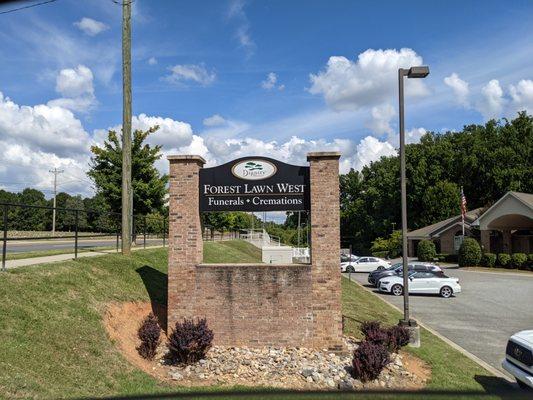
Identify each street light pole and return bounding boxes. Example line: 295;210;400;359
398;66;429;343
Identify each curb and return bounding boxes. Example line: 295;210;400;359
344;276;513;383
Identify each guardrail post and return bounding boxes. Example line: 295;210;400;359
74;209;79;259
2;204;8;271
143;215;147;249
162;217;166;248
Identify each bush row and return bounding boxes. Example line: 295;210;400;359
480;252;532;269
352;321;410;382
455;238;532;270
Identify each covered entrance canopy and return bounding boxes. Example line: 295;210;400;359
473;191;533;254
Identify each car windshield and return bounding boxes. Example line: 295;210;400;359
387;263;401;270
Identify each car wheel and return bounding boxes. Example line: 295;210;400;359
377;266;385;271
391;284;403;296
440;286;453;298
347;265;355;273
517;380;532;390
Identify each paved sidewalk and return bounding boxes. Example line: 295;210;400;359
3;245;164;270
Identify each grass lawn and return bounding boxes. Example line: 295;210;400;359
0;242;518;400
203;240;262;263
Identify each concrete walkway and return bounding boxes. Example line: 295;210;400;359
3;245;164;270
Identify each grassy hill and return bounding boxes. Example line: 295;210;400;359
0;241;508;399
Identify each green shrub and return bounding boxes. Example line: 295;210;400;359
458;238;481;267
444;254;458;263
528;254;533;269
417;240;436;262
498;253;511;268
372;251;389;259
480;253;497;268
435;253;448;262
511;253;528;269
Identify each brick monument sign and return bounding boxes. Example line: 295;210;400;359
167;152;343;350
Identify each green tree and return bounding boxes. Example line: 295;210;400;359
88;126;168;216
14;188;48;231
63;196;87;231
340;112;533;253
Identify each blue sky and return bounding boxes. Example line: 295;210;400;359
0;0;532;197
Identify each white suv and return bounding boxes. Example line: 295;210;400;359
502;330;533;390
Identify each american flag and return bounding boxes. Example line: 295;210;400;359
460;187;467;218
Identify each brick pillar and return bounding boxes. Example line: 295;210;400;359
307;152;343;350
480;230;490;253
167;155;205;332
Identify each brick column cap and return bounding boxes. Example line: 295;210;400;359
307;151;341;161
167;154;206;165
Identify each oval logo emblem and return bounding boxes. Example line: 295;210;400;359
231;159;277;180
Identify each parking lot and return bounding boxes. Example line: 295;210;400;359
346;267;533;377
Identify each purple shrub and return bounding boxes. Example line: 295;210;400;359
168;318;214;364
386;325;411;352
361;320;388;346
352;341;391;382
137;313;161;360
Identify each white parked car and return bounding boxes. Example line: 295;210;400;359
502;330;533;390
341;253;359;263
378;271;461;298
341;256;390;273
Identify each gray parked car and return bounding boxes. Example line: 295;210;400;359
368;262;442;287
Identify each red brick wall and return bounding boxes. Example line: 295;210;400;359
193;263;313;346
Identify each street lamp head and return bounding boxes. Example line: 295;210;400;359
407;66;430;78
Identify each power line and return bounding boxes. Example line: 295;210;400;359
0;0;59;15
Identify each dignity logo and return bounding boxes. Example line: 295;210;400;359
232;159;277;180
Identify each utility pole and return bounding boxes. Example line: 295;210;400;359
121;0;132;255
49;168;64;236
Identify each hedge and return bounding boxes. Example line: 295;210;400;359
417;240;436;262
498;253;511;268
481;253;497;268
511;253;528;269
458;238;481;267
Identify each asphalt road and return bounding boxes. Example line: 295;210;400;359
5;238;163;253
346;267;533;377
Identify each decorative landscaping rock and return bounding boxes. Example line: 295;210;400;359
160;337;427;390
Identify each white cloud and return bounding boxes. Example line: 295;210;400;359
406;127;427;144
309;48;429;111
148;57;157;66
164;64;216;86
227;0;255;57
351;136;397;171
93;113;194;150
74;17;109;36
0;91;90;156
444;73;470;107
0;141;90;195
477;79;505;120
203;114;227;127
47;65;96;113
366;103;395;136
509;79;533;113
261;72;284;91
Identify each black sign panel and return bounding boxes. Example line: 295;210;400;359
199;157;310;212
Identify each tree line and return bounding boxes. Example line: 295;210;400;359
340;112;533;254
